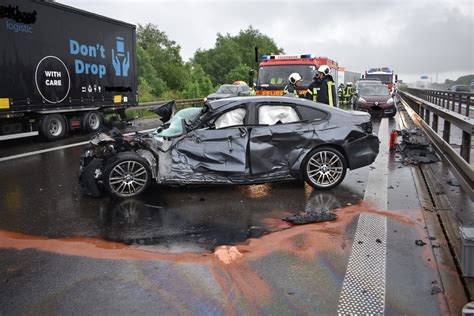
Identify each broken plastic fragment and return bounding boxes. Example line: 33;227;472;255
415;240;427;246
283;211;337;225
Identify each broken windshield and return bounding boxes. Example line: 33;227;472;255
156;107;203;137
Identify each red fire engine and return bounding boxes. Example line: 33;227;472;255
256;54;338;96
363;67;398;93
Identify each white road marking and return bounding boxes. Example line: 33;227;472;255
337;118;389;315
0;128;157;163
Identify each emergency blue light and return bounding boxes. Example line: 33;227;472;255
261;55;271;60
300;54;314;59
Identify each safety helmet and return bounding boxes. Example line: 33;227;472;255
317;65;331;76
289;72;302;84
347;82;353;86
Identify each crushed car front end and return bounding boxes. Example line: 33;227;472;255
79;130;160;197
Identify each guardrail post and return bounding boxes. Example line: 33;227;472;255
467;95;471;117
444;92;448;109
461;131;471;163
432;114;439;132
443;120;451;143
451;93;456;111
458;94;462;114
425;109;430;125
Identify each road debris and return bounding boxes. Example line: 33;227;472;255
447;178;460;187
214;245;243;264
431;285;442;295
415;240;427;246
283;211;337;225
397;129;439;165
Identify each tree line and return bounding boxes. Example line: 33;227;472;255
136;24;283;102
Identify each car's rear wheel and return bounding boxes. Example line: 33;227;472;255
303;147;347;190
103;152;152;198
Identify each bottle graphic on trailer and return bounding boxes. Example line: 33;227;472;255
111;36;130;77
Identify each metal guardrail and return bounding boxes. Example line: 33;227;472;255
406;88;473;117
398;90;473;198
132;98;205;111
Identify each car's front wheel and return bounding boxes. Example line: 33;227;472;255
303;147;347;190
103;152;152;198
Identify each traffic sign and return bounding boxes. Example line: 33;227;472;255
421;75;428;79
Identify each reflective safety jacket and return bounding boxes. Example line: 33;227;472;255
305;79;321;102
343;86;353;97
316;75;336;107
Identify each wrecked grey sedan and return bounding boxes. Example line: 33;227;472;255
79;96;379;198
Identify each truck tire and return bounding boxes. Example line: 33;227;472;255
82;111;103;133
40;114;67;141
103;152;152;198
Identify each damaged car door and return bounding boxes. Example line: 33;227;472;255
249;102;322;177
171;107;249;179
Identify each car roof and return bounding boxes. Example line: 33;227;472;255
205;96;353;116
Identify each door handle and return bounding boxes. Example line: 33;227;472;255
227;136;233;152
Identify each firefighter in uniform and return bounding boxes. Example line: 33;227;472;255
283;73;302;98
337;83;345;105
305;72;322;102
316;65;336;107
343;82;354;105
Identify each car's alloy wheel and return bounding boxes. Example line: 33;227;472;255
104;152;152;198
303;147;347;190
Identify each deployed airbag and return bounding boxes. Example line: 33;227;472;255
258;105;299;125
214;108;246;129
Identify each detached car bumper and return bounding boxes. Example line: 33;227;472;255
79;154;104;197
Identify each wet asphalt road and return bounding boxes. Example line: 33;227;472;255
0;113;468;314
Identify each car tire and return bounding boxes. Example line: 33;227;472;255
82;111;103;133
303;146;347;190
39;114;67;141
103;152;152;198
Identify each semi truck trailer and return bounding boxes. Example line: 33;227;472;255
0;0;137;141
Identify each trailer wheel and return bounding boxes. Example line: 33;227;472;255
40;114;67;141
82;111;103;133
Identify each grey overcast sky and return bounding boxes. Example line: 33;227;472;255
60;0;473;83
